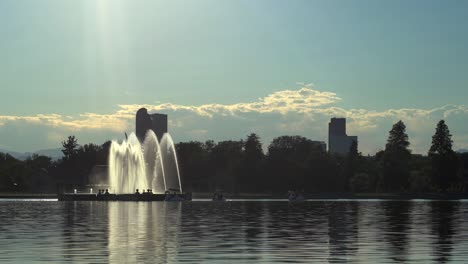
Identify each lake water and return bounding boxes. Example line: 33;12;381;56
1;199;468;263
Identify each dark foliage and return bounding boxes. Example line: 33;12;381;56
61;136;78;159
429;120;459;191
1;120;467;194
382;121;411;191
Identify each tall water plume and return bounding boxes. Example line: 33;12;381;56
109;133;148;193
160;133;183;193
108;132;182;193
142;130;166;193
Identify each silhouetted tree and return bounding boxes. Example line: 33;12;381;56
61;136;78;160
176;141;213;192
408;154;432;192
244;133;264;161
382;121;411;191
350;172;371;192
459;152;468;191
267;136;327;192
96;140;112;165
76;143;102;185
0;152;54;192
0;153;22;191
240;133;264;192
343;140;359;191
24;154;53;192
429;120;459;191
211;140;244;193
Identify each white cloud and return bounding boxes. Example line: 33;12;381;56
1;84;468;154
117;85;342;117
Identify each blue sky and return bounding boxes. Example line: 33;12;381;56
1;0;468;154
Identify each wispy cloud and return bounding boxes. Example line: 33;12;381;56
1;84;467;154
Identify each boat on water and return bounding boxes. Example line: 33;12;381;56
164;188;191;201
58;189;191;201
288;190;305;202
212;192;226;201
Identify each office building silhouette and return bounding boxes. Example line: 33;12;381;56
328;118;357;155
136;108;167;142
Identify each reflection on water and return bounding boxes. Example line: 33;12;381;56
61;201;109;263
109;202;182;263
383;201;411;262
327;202;359;263
1;200;468;263
431;201;459;263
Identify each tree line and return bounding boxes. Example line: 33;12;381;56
177;120;468;193
0;136;110;193
0;120;467;193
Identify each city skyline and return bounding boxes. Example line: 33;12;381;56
1;0;468;154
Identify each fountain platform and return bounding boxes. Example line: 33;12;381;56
57;193;191;201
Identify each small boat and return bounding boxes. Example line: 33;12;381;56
288;191;305;202
164;189;191;201
212;192;226;201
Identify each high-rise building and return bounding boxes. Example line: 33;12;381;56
150;113;167;141
135;108;168;142
328;118;358;155
136;108;152;142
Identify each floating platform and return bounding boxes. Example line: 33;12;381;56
57;193;191;201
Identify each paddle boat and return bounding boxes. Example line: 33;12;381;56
288;190;305;202
212;191;226;201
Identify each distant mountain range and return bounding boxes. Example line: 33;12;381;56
0;148;63;160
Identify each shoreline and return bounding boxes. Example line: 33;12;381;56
0;193;58;199
2;192;468;200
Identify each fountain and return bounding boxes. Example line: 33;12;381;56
108;133;147;194
58;130;189;201
160;133;183;193
109;131;182;194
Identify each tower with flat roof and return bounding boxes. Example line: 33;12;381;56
149;113;168;141
328;118;358;155
135;108;168;142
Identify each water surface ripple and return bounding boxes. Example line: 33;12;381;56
1;200;467;263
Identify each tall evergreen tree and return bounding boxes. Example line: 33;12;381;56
429;120;458;191
244;133;264;161
429;120;453;156
61;136;78;160
382;120;411;191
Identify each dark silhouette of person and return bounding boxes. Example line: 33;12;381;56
135;189;140;194
105;189;109;195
